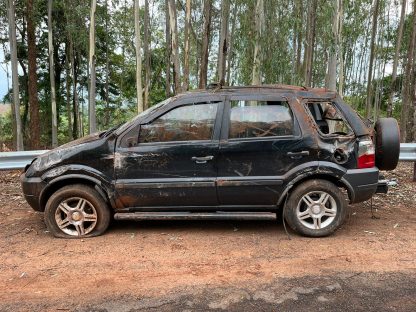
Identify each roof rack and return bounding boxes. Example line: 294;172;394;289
206;82;223;90
204;83;330;93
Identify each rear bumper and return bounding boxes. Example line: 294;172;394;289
343;168;381;203
21;174;46;211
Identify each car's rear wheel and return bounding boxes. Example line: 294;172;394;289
44;184;111;238
284;179;347;237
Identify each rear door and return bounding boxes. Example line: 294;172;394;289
217;94;316;206
115;96;224;208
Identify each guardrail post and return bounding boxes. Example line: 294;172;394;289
413;163;416;182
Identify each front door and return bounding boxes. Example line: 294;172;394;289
217;95;315;206
115;99;223;209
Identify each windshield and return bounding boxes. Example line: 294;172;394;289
116;98;172;134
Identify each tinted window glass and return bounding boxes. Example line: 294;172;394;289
229;100;294;138
138;102;218;143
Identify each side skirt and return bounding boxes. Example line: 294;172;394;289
114;211;277;221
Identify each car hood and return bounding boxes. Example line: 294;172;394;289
57;132;104;149
30;132;106;174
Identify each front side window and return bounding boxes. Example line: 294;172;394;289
229;100;294;139
137;102;218;143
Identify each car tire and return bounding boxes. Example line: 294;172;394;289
374;118;400;171
44;184;111;238
284;179;347;237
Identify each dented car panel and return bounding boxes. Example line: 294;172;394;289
21;85;385;215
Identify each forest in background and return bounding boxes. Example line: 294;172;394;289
0;0;416;151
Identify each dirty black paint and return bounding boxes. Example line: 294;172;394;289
21;85;382;213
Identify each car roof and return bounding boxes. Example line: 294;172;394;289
175;84;338;100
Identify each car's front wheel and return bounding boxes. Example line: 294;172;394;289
284;179;347;237
44;184;111;238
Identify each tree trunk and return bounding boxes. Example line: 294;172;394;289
199;0;212;89
144;0;151;109
327;0;341;91
88;0;97;133
69;31;78;139
403;0;416;141
252;0;264;85
165;0;171;97
183;0;191;91
105;0;110;126
65;45;72;140
338;0;344;97
365;0;380;118
226;3;237;86
387;0;407;117
48;0;58;147
304;0;318;87
295;0;303;82
134;0;144;112
27;0;40;149
7;0;23;150
168;0;181;94
217;0;230;85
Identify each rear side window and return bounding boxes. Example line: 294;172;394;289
307;102;352;136
229;100;294;139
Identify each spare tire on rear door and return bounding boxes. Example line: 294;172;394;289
374;118;400;171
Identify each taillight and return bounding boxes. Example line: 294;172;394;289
357;139;375;169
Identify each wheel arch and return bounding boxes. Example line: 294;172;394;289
277;173;354;209
39;174;112;212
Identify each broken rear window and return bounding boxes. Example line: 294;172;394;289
229;100;294;139
306;102;353;136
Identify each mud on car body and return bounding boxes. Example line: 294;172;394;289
21;85;400;238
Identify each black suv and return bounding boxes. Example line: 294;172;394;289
21;85;400;238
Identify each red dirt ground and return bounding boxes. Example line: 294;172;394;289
0;164;415;311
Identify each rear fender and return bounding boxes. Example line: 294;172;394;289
277;161;353;206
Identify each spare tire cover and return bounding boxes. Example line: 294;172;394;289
374;118;400;171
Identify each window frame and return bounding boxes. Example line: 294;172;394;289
221;95;301;142
117;96;224;148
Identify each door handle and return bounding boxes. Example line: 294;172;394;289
287;151;310;158
191;155;214;164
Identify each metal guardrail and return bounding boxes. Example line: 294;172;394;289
0;150;49;170
1;143;416;171
398;143;416;162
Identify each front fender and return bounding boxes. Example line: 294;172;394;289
39;165;115;210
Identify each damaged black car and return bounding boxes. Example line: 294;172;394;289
21;85;400;238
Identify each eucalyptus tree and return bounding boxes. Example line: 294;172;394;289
304;0;318;87
48;0;58;147
199;0;212;89
89;0;97;132
134;0;143;113
27;0;40;148
402;0;416;141
165;0;171;97
183;0;191;91
7;0;23;150
168;0;181;94
365;0;380;118
217;0;229;85
387;0;407;117
252;0;264;85
327;0;342;92
143;0;150;109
